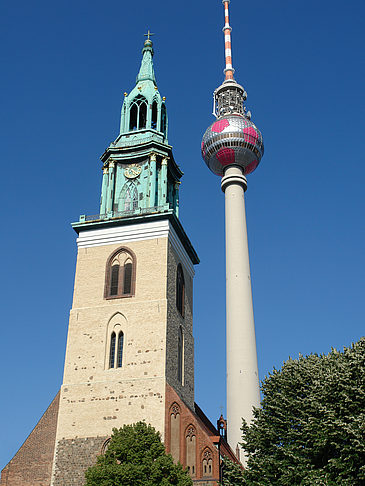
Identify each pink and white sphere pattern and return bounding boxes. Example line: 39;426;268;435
201;115;264;176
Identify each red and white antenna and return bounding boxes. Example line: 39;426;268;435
222;0;235;81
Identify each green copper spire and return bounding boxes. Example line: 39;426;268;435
136;37;156;84
73;34;192;254
119;36;167;140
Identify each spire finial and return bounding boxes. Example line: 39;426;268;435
144;29;155;41
144;29;155;47
137;30;156;84
222;0;235;81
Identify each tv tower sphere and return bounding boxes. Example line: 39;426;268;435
202;82;264;177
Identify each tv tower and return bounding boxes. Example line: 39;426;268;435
201;0;264;460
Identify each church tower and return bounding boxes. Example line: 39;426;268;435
50;36;199;485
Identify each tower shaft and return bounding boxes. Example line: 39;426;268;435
221;166;260;459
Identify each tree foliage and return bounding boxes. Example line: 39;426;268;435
84;422;193;486
241;338;365;486
220;456;246;486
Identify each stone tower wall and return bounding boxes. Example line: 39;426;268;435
54;232;170;443
50;220;197;485
166;240;195;407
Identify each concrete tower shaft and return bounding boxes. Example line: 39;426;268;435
221;167;260;460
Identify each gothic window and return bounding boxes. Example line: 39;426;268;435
169;403;181;463
176;264;185;317
117;332;124;368
129;95;147;131
185;425;196;478
122;182;138;212
109;332;116;368
177;326;184;384
202;448;213;477
105;248;136;299
161;104;167;136
108;331;124;369
129;103;138;130
152;100;158;129
139;101;147;129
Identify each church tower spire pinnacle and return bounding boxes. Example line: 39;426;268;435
72;36;184;225
119;35;167;139
136;32;156;84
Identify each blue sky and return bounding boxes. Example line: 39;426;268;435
1;0;364;471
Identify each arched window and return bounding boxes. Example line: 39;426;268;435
139;101;147;129
129;103;138;130
177;326;184;384
122;182;138;212
161;104;167;136
176;264;185;317
151;100;158;129
202;449;213;478
169;403;181;463
109;332;116;368
117;332;124;368
185;426;196;478
129;95;147;131
108;331;124;369
105;248;136;299
101;438;111;454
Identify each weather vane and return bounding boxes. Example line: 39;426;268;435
144;29;155;41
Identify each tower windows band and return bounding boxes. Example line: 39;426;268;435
109;331;124;369
105;248;136;299
176;264;185;317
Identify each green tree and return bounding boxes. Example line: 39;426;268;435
241;338;365;486
220;456;246;486
84;421;193;486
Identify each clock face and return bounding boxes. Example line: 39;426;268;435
124;164;142;179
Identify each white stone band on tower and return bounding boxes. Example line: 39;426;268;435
221;166;260;460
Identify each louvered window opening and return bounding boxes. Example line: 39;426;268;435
108;261;134;297
110;265;120;296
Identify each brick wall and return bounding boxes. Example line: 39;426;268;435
165;384;228;486
0;392;60;486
